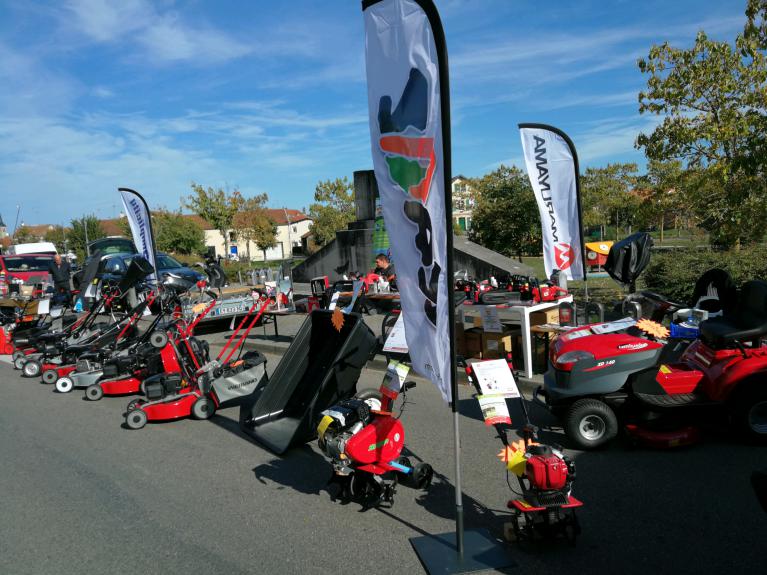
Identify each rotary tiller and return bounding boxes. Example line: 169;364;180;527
317;366;433;509
465;358;582;544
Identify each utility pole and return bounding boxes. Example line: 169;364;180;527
84;216;90;256
283;207;293;285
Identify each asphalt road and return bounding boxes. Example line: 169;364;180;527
0;343;765;575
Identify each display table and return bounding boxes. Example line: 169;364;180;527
461;296;573;379
261;308;295;339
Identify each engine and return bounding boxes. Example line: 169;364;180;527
317;399;373;474
521;443;576;507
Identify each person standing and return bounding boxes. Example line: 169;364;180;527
48;254;72;304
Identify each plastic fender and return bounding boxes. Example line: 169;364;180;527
142;392;200;422
56;364;78;378
160;344;181;374
100;376;142;396
683;340;767;402
345;416;405;465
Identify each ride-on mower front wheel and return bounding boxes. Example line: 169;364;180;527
42;369;58;384
126;409;147;430
55;377;74;393
85;384;104;401
732;387;767;443
191;396;215;420
564;399;618;450
22;359;42;378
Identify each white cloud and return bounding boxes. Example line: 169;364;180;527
64;0;251;65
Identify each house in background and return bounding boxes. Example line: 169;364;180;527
452;175;475;232
203;209;312;261
0;213;7;238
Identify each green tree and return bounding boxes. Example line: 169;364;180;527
580;163;640;239
253;215;278;261
117;210;204;255
308;177;356;246
636;4;767;248
154;210;205;255
13;225;36;243
468;165;541;261
231;194;270;261
184;183;243;255
634;160;688;243
44;225;68;252
68;215;105;259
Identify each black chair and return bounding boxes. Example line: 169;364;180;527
699;280;767;349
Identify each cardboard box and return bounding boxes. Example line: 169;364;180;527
530;308;560;326
464;328;483;359
454;321;466;357
482;328;513;360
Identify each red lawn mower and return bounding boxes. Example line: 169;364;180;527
317;363;433;509
465;357;582;543
123;297;271;430
538;280;767;450
85;287;218;401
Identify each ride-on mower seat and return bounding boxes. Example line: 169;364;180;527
699;280;767;348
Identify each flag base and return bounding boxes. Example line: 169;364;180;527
410;528;516;574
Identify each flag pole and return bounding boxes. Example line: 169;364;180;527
401;1;512;571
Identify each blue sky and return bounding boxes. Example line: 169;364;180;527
0;0;749;228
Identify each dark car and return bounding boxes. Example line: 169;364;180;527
95;252;206;287
73;237;138;290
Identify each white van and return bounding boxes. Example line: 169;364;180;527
7;242;58;256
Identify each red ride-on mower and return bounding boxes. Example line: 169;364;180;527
539;280;767;449
316;363;433;509
628;280;767;446
465;358;582;544
123;298;272;430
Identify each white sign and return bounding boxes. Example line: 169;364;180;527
479;305;503;333
382;360;410;399
471;359;520;398
477;395;512;426
382;313;409;354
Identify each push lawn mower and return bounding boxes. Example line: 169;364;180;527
123;297;271;430
317;361;433;509
55;270;217;395
15;256;154;377
81;283;217;401
465;357;582;544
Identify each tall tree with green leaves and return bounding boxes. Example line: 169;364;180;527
185;183;243;255
154;211;206;255
308;177;356;246
230;194;271;261
68;215;105;259
44;225;68;252
13;225;35;244
634;160;688;243
468;165;541;261
580;163;640;239
636;2;767;248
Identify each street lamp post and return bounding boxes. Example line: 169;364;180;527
283;207;293;285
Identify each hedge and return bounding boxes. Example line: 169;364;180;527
642;246;767;303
